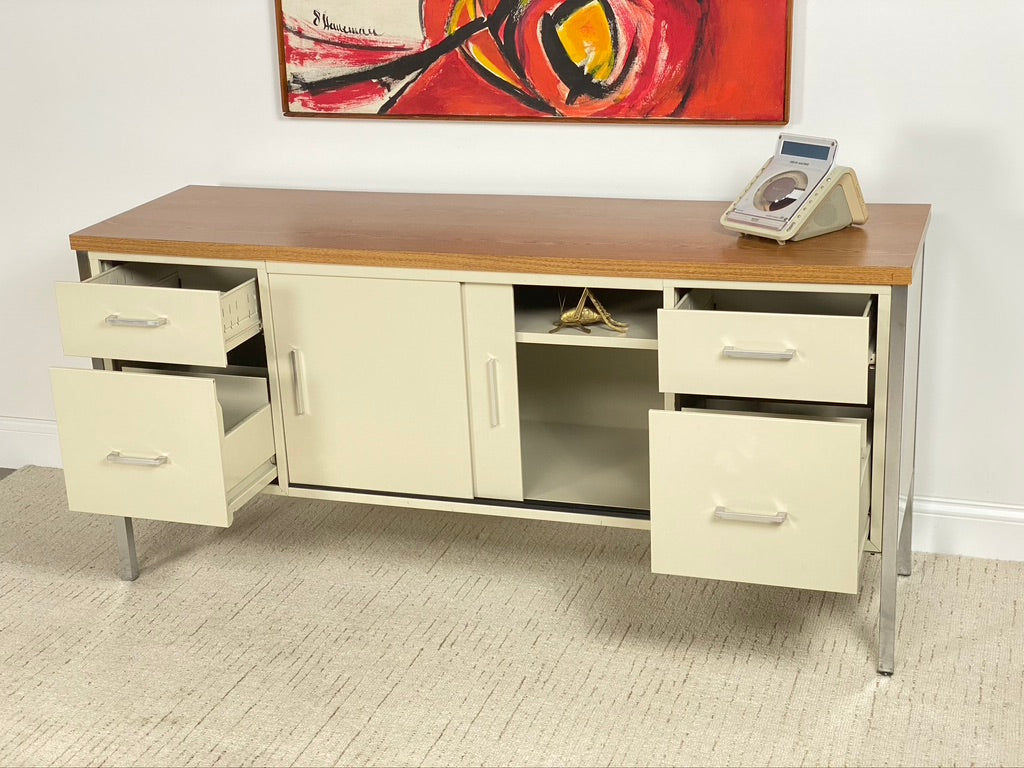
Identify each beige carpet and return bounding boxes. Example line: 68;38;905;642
0;466;1020;767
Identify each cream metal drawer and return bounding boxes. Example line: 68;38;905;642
51;368;277;527
56;263;261;366
649;408;870;593
657;289;873;404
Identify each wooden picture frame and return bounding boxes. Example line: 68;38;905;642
275;0;791;123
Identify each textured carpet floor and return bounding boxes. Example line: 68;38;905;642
0;466;1021;767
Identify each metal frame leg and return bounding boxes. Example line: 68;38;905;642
898;476;915;577
113;517;139;581
878;286;907;675
878;245;925;673
896;250;925;581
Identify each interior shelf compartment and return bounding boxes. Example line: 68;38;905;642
518;344;660;510
514;286;661;349
520;421;650;510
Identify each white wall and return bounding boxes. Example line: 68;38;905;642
2;3;1022;546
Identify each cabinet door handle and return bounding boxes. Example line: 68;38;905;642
722;346;796;361
105;314;168;328
106;451;168;467
486;356;501;427
713;506;787;525
291;348;309;416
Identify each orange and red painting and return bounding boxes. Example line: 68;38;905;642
276;0;790;122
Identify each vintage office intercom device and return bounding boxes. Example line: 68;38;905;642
721;134;868;244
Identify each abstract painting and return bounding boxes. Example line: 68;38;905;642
276;0;790;122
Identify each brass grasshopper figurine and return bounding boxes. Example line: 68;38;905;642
550;288;629;334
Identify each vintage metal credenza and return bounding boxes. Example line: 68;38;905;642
51;186;928;673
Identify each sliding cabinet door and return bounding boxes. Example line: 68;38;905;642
271;274;473;499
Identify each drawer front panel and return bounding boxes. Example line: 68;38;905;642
649;409;867;593
51;368;275;526
56;270;259;366
657;308;870;403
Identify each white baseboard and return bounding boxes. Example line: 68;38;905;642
1;417;1022;561
912;496;1024;562
0;416;62;469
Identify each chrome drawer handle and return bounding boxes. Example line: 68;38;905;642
106;451;168;467
714;506;787;525
486;356;501;427
722;345;795;361
291;348;309;416
105;314;168;328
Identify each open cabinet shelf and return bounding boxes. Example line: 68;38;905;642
514;286;660;349
516;343;660;512
520;420;650;510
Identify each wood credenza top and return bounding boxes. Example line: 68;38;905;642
70;185;930;286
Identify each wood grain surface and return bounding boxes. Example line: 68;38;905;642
70;186;930;285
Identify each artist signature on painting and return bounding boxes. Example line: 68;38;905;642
312;10;381;36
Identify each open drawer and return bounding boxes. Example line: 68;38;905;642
649;408;870;593
51;367;277;527
658;289;874;404
56;263;262;366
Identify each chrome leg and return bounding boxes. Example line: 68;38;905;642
878;480;900;674
878;286;908;675
113;517;139;581
898;475;915;577
897;250;925;581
